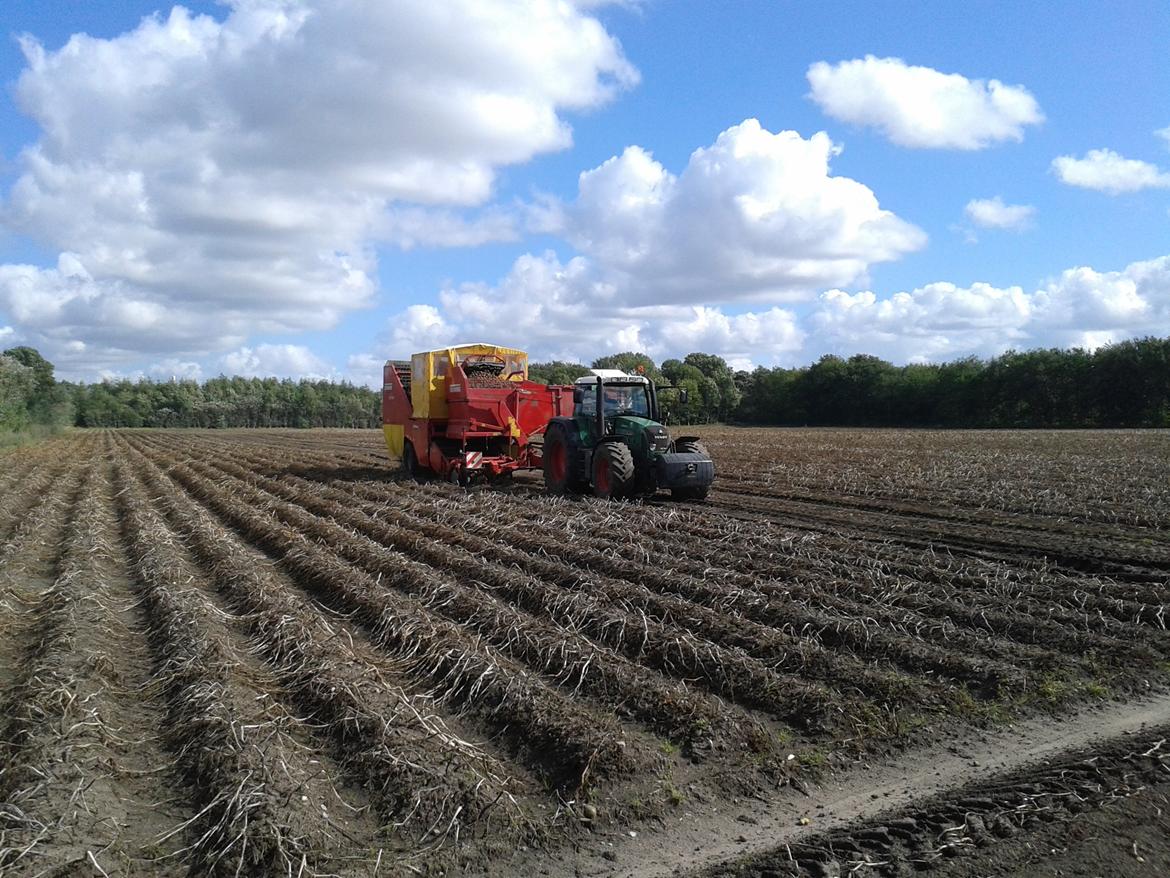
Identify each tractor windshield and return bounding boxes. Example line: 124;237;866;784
602;383;650;418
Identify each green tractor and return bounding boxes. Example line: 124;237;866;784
542;369;715;500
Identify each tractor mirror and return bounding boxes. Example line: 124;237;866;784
679;389;688;404
573;386;584;404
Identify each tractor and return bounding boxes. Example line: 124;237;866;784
542;369;715;500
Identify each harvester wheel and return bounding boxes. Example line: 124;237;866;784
671;439;710;501
402;440;423;482
592;442;635;500
543;425;581;495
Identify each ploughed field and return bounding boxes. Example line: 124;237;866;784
0;427;1168;876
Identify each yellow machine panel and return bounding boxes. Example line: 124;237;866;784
410;343;528;419
382;423;404;457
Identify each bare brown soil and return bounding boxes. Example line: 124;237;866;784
0;426;1167;876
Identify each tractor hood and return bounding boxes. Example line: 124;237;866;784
611;417;671;455
609;415;658;438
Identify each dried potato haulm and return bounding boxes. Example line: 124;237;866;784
3;426;1167;877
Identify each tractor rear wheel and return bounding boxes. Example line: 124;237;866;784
671;438;710;500
543;425;581;495
592;442;635;500
402;440;423;482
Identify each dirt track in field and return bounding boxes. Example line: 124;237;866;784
0;426;1167;876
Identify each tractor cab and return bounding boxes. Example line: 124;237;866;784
573;370;656;439
542;369;715;501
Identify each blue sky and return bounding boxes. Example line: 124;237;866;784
0;0;1167;383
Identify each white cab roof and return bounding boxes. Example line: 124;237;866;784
575;368;649;384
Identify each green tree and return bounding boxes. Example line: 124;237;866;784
660;360;716;423
680;352;741;421
591;352;663;384
1091;337;1170;427
2;345;72;427
529;360;590;384
0;355;35;430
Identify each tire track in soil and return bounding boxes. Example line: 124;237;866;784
504;692;1170;878
1;448;190;876
692;714;1170;878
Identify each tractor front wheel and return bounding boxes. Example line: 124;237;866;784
673;438;709;457
592;442;635;500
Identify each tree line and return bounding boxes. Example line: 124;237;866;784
532;337;1170;428
732;337;1170;428
1;347;380;431
70;375;379;428
3;337;1168;433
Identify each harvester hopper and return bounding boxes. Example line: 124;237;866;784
382;343;571;484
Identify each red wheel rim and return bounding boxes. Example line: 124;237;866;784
595;457;610;494
548;442;566;482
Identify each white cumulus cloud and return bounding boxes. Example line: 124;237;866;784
810;255;1170;362
147;358;204;381
964;196;1035;231
1032;259;1164;342
219;344;339;381
807;56;1043;149
378;207;519;250
1051;149;1170;194
381;251;805;368
344;352;385;389
558;119;925;304
0;0;635;374
812;282;1033;361
384;252;1170;369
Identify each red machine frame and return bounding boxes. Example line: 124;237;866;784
382;358;572;483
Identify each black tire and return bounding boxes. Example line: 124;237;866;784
673;438;709;457
592;442;635;500
402;440;424;481
543;425;583;495
672;438;710;501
